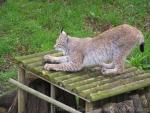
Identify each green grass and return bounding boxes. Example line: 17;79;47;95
0;0;150;82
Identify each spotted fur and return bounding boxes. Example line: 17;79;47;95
44;24;144;75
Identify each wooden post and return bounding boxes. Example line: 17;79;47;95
51;84;56;113
145;87;150;113
18;66;25;113
85;102;93;113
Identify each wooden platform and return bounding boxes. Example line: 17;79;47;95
14;50;150;102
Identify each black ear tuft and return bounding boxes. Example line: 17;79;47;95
60;27;64;33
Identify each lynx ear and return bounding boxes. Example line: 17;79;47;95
61;31;67;36
60;27;67;36
61;30;68;42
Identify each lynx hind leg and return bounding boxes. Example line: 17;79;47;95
101;62;114;69
101;55;125;75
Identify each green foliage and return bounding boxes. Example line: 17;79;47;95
0;68;16;81
127;54;146;69
0;0;150;80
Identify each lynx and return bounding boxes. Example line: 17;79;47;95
43;24;144;75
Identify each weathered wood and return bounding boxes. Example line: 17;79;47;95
145;87;150;113
62;71;100;88
78;98;85;113
89;78;150;101
85;102;93;113
7;79;51;113
14;50;150;102
22;56;43;64
7;78;78;113
28;70;91;102
26;79;50;113
15;51;51;61
139;90;148;113
28;61;43;67
9;78;81;113
18;66;25;113
20;62;150;102
80;73;150;97
75;68;139;92
51;85;56;113
22;52;63;64
130;94;144;113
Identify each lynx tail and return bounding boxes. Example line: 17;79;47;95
138;31;144;52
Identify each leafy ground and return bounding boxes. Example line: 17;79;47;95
0;0;150;95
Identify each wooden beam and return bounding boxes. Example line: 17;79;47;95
18;66;25;113
51;85;56;113
9;78;81;113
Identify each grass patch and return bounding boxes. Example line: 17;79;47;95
0;67;16;95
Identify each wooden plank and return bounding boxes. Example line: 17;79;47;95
21;52;63;64
18;66;25;113
80;73;149;96
9;78;82;113
75;67;138;92
89;78;150;101
61;71;98;86
15;51;52;61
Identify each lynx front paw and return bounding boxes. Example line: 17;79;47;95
43;54;56;63
43;54;53;61
44;64;52;71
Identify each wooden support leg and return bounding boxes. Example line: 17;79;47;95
85;102;93;113
18;66;25;113
51;84;56;113
145;87;150;113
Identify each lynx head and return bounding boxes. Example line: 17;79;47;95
54;29;69;54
